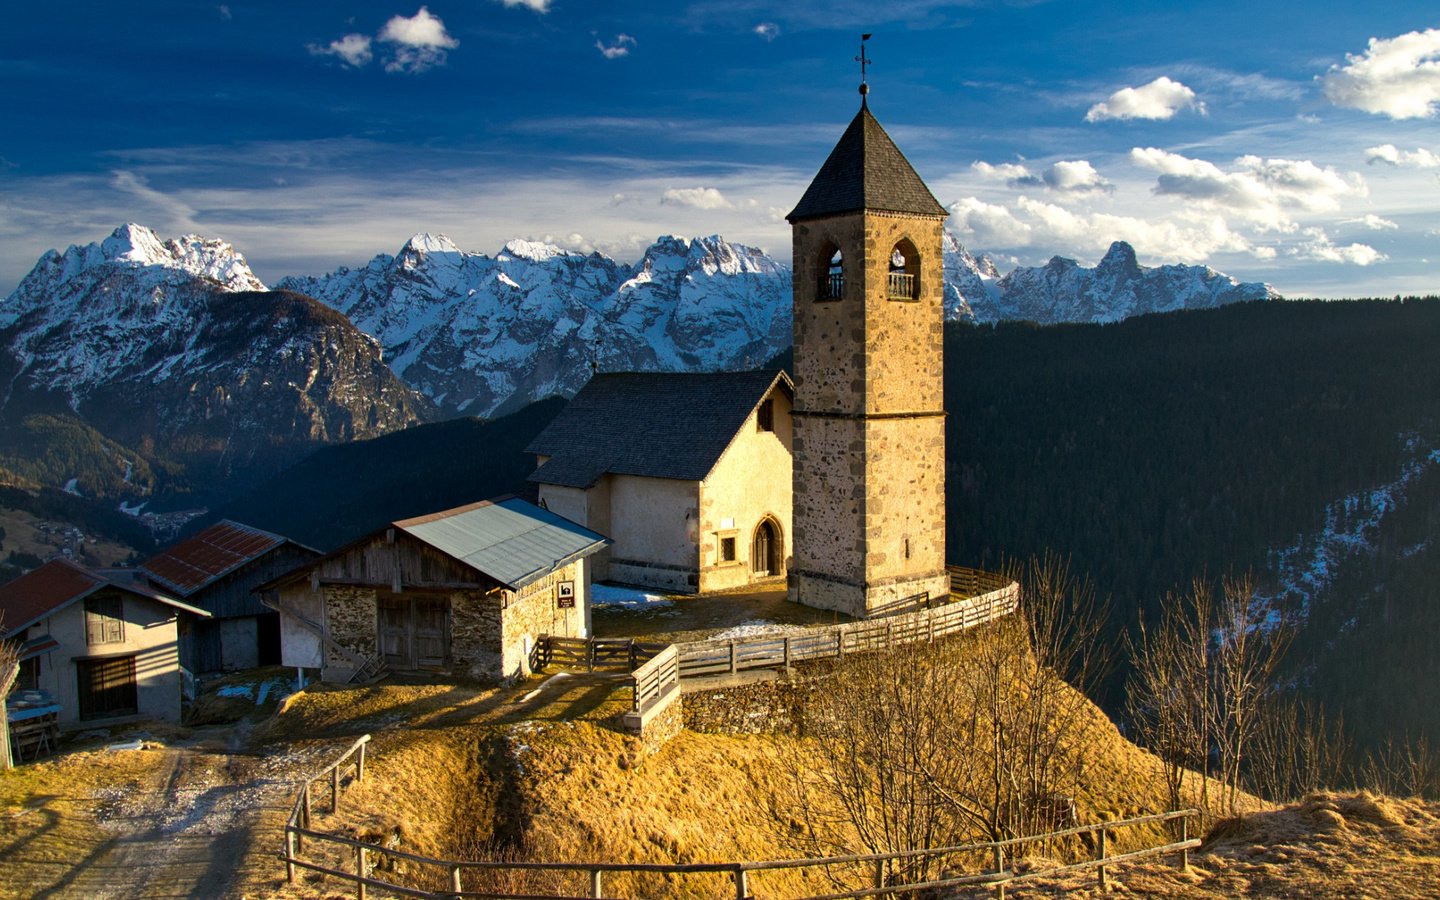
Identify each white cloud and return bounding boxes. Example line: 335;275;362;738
1130;148;1365;230
1290;227;1386;265
661;186;731;209
971;159;1110;193
378;6;459;73
217;4;232;20
1085;76;1204;122
754;22;779;41
1364;143;1440;168
1322;29;1440;119
1344;214;1399;231
493;0;550;12
309;33;374;68
949;194;1255;264
1044;160;1111;194
596;34;637;60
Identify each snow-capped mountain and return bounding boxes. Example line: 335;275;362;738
957;240;1278;324
0;225;431;501
281;233;789;417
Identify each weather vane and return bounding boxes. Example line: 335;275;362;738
856;33;873;96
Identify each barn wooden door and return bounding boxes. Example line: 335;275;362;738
378;593;450;670
378;595;413;669
414;597;449;668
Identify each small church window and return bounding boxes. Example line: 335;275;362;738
888;240;920;301
757;398;775;432
818;244;844;301
719;535;737;563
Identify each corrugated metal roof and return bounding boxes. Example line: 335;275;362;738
140;520;287;597
787;102;948;222
0;559;211;638
395;497;609;590
525;370;791;488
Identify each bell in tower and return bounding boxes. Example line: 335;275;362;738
786;54;950;618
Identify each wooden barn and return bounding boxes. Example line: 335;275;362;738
261;497;609;683
139;520;319;674
0;559;211;728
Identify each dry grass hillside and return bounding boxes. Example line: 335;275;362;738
5;627;1439;898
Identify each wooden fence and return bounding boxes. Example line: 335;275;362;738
537;566;1018;717
280;736;1200;899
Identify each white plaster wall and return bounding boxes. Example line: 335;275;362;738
38;595;186;728
699;386;794;593
607;475;698;591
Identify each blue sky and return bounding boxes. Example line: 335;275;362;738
1;1;1436;297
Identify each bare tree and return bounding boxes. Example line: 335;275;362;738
1;623;19;771
1248;696;1351;802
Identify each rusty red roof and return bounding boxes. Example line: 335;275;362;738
140;520;287;597
0;559;104;636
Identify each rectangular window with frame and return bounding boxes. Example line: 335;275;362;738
85;595;124;646
719;536;737;563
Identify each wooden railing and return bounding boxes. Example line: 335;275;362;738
630;644;680;713
282;734;371;886
279;737;1201;900
536;567;1019;717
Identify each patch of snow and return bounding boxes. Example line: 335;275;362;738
216;685;254;700
63;477;82;497
591;583;674;608
707;620;810;641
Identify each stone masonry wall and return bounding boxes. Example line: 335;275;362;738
323;585;377;668
501;559;587;679
449;588;502;679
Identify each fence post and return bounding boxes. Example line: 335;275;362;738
1180;815;1189;870
1097;825;1108;890
729;641;737;674
994;844;1005;900
735;865;749;900
355;845;368;900
285;826;296;883
300;783;312;851
451;864;463;898
588;639;596;672
783;636;791;671
872;858;885;889
357;741;366;782
332;766;341;813
589;868;603;898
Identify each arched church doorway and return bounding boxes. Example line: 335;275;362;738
753;518;783;577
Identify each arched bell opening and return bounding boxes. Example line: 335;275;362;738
887;238;920;301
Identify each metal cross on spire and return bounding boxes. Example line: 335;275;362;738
856;33;873;95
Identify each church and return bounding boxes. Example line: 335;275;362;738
529;79;950;620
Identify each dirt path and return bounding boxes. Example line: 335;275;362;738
33;733;328;899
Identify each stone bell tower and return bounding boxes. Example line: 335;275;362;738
786;82;950;619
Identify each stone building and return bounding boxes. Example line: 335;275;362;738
786;90;951;618
138;519;319;674
0;559;211;727
526;370;793;594
261;497;608;683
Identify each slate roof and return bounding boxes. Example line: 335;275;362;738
525;370;792;489
396;497;610;591
0;558;210;638
787;101;948;222
140;519;295;597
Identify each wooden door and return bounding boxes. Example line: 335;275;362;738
414;597;449;668
378;595;413;669
77;656;138;721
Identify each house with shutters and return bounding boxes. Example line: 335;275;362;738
138;519;319;674
260;496;609;683
0;559;211;727
526;369;793;594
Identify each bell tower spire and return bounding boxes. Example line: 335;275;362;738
786;56;951;618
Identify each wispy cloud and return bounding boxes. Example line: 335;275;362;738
596;34;637;60
972;159;1111;194
1289;227;1385;265
308;33;374;68
1364;143;1440;168
1085;76;1204;122
1343;213;1399;231
217;4;232;21
754;22;779;41
1322;29;1440;119
661;186;732;209
493;0;551;12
